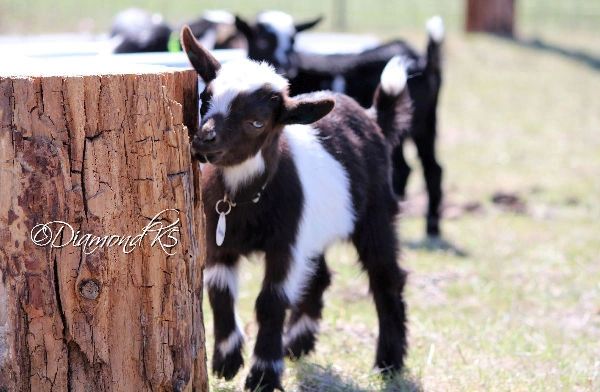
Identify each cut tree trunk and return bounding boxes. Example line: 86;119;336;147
0;62;207;391
466;0;516;36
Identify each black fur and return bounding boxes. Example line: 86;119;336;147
238;19;445;236
181;33;411;391
284;255;331;359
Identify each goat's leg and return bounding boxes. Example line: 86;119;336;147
353;204;408;373
391;141;411;198
205;255;245;380
284;254;331;359
414;127;443;237
244;250;296;392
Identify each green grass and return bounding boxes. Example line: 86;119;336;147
201;31;600;391
1;0;599;38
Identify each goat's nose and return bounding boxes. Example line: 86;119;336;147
200;118;217;143
201;130;216;143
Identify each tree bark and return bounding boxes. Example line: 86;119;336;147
466;0;516;36
0;68;207;391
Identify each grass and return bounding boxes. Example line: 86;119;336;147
1;0;599;37
202;30;600;391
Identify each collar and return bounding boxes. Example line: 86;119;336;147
215;180;268;215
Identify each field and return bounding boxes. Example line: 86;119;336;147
2;1;599;390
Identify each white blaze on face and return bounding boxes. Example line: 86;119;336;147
204;59;288;119
257;10;296;67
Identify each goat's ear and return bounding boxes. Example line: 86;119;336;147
279;96;334;125
180;25;221;83
235;15;254;39
295;16;323;32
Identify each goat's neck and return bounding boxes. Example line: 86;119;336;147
219;134;282;201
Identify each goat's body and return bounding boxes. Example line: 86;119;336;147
202;93;407;388
180;26;412;388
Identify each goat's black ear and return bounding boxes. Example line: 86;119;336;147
235;15;254;39
279;97;334;125
180;25;221;83
295;16;323;32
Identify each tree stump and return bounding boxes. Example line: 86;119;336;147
466;0;516;36
0;61;207;391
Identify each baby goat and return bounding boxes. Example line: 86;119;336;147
237;13;445;236
181;26;411;391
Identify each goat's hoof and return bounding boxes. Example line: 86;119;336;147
212;349;244;380
244;364;284;392
426;220;440;237
375;357;404;376
284;333;316;360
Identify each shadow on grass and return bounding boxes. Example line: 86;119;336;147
295;362;423;392
404;236;469;258
500;35;600;71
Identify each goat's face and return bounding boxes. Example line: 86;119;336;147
181;26;334;167
235;11;322;74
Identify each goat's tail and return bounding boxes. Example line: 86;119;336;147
425;15;444;74
372;56;413;147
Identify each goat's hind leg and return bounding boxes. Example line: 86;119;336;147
353;205;408;373
284;254;331;359
205;257;245;380
391;140;411;198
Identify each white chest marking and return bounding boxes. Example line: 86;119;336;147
280;125;355;304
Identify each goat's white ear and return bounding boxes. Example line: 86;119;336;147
180;25;221;83
279;97;334;125
235;15;254;39
295;16;323;32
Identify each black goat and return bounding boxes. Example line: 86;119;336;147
236;14;445;236
181;25;411;392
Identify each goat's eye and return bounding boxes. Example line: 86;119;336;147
250;120;264;129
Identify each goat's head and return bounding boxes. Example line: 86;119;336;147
181;25;333;167
235;11;322;75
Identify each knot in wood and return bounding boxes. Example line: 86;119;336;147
78;279;100;300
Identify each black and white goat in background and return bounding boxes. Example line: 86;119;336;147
181;23;412;391
236;13;445;236
110;9;247;53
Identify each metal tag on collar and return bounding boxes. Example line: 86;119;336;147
215;195;234;246
252;183;268;204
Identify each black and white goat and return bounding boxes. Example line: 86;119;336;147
110;8;172;53
181;25;411;392
236;13;445;236
111;9;245;53
234;10;322;76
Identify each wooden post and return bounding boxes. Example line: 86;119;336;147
0;63;207;391
466;0;516;36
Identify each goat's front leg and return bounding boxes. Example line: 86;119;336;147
204;254;245;380
244;249;295;392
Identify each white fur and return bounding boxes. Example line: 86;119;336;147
426;16;445;43
380;56;407;96
280;125;355;304
332;75;346;93
283;315;319;346
204;263;239;298
222;152;266;195
252;358;285;373
257;10;296;66
203;9;235;24
218;327;244;356
205;59;288;118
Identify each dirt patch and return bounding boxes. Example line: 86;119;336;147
491;191;527;214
